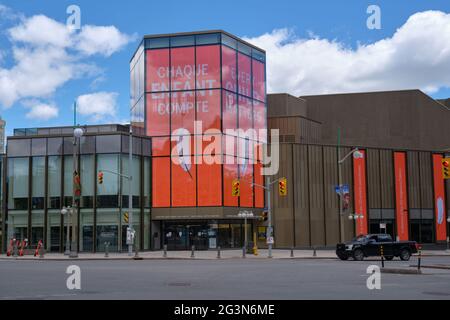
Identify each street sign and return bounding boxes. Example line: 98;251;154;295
266;237;274;245
380;223;386;229
123;212;129;224
335;184;349;195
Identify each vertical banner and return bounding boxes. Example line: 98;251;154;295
353;150;368;235
433;154;447;241
394;152;409;241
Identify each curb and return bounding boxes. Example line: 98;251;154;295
381;268;422;275
410;265;450;270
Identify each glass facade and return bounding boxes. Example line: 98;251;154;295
3;131;152;252
134;32;267;209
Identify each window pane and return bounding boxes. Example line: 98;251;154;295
80;155;94;208
222;91;238;135
171;91;195;134
80;136;95;154
146;37;169;49
31;157;45;210
239;161;253;207
223;161;238;206
96;135;121;153
121;155;141;208
64;156;73;206
8;158;29;210
79;210;94;252
171;156;196;207
196;89;221;132
170;47;195;91
198;163;222;206
196;45;220;90
48;156;61;209
238;53;251;97
47;137;63;155
97;154;120;208
196;33;220;45
146;49;170;92
238;95;253;131
170;35;194;47
252;59;265;102
146;93;170;136
152;157;170;207
7;139;31;157
31;138;46;156
222;46;237;92
144;158;151;208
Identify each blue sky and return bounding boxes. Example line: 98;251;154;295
1;0;450;136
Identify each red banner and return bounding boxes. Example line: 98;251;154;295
353;150;368;236
433;154;447;241
394;152;409;241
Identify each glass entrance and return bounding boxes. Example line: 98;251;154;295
164;222;209;250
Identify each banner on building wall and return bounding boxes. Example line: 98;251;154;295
432;154;447;241
394;152;409;241
353;150;368;235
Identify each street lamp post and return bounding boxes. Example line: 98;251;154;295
61;207;70;255
447;217;450;252
70;127;84;258
337;130;363;243
238;211;253;258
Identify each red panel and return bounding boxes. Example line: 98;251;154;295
171;156;196;207
146;49;170;92
171;91;195;134
239;159;253;207
252;59;265;102
394;152;409;241
238;95;253;131
152;136;171;157
222;46;237;92
198;163;222;206
152;157;170;207
253;100;267;143
223;91;237;134
353;150;368;236
146;93;170;137
170;47;195;91
238;53;251;97
223;161;238;206
196;90;220;132
196;45;220;90
433;154;447;241
254;161;264;208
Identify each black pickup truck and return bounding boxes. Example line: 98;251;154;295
336;234;419;261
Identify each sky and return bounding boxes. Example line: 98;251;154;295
1;0;450;136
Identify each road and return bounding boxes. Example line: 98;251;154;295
1;256;450;300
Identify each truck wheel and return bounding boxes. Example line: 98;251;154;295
353;249;364;261
337;253;349;261
400;249;411;261
385;256;394;261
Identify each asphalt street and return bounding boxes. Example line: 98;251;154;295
1;256;450;300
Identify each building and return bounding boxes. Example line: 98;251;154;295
268;90;449;247
2;125;152;253
1;31;449;253
130;30;267;250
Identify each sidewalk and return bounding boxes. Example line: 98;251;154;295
1;249;449;261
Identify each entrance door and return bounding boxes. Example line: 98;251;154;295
165;224;188;250
50;226;60;252
187;224;208;250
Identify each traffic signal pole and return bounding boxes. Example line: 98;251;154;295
266;176;273;258
128;125;133;257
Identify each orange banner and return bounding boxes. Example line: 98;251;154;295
394;152;409;241
433;154;447;241
353;150;368;236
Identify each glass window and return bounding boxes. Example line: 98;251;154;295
96;209;120;252
146;49;170;92
31;157;45;210
198;163;222;206
31;210;44;245
63;156;73;207
170;35;195;47
79;210;94;252
8;157;29;210
196;33;220;45
221;34;237;49
171;91;195;134
171;156;196;207
47;137;63;155
63;137;74;155
145;37;170;49
152;157;170;207
121;155;141;209
238;53;252;97
252;59;265;102
237;42;252;55
47;156;61;209
223;91;238;135
7;139;31;157
144;210;151;250
143;138;151;156
80;155;94;208
252;49;265;62
238;95;253;131
122;136;142;155
239;161;253;208
222;46;237;92
96;135;121;153
146;93;170;136
196;45;220;90
223;161;238;207
196;89;221;132
80;136;95;154
170;47;195;91
144;157;151;208
31;138;46;156
97;154;120;208
151;137;171;157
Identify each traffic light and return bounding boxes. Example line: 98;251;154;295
261;211;268;222
443;158;450;179
232;179;240;197
278;178;287;196
98;171;104;184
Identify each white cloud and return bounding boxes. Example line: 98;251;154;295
0;11;135;109
76;91;118;121
76;25;136;57
244;10;450;96
24;101;59;120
